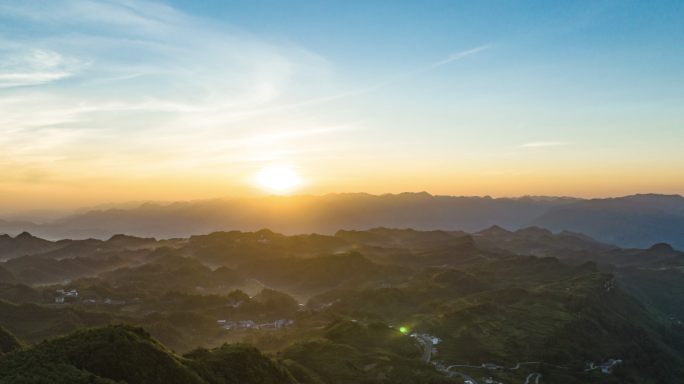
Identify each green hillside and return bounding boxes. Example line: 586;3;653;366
0;324;296;384
0;325;22;355
0;266;18;285
237;252;413;295
1;227;683;383
278;339;459;384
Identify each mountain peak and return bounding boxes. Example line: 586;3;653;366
476;225;514;237
647;243;675;252
487;225;509;232
107;234;156;244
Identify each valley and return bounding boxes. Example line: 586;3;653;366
1;223;683;383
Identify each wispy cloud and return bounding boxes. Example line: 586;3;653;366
368;44;492;91
0;49;82;88
248;44;492;115
519;142;572;147
0;0;337;179
0;0;493;195
422;45;492;71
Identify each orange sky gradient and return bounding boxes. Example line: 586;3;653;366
3;161;684;213
1;0;683;213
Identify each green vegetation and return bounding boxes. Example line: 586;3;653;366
4;254;131;285
238;252;412;295
0;324;296;384
184;343;296;384
189;230;351;267
0;266;18;284
617;266;684;319
1;227;684;383
278;339;458;384
0;325;22;355
0;283;40;303
322;320;419;358
0;286;299;353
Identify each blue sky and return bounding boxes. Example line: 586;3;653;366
0;0;683;210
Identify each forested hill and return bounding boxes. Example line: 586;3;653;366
0;226;683;383
0;324;297;384
0;325;22;355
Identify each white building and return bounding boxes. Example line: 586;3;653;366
224;321;237;330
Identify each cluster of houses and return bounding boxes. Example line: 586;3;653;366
409;333;441;344
54;289;79;303
409;333;441;357
53;289;126;305
217;318;294;330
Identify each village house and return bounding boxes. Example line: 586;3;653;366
223;321;238;330
601;359;622;374
56;289;79;297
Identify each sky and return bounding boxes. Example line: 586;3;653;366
1;0;683;211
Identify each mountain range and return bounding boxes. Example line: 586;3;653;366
1;193;683;249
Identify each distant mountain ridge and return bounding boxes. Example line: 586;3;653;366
528;194;684;249
0;193;579;240
0;192;682;249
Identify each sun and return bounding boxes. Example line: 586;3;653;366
256;166;302;191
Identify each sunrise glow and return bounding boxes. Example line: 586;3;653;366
256;166;302;191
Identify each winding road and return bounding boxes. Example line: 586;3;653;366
418;337;480;382
448;370;480;384
443;362;547;384
417;335;433;362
